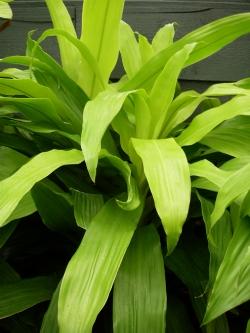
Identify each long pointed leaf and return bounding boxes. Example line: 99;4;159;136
0;149;84;227
113;224;166;333
121;13;250;91
176;96;250;146
149;43;195;138
132;138;191;253
0;276;57;318
81;89;135;181
58;199;142;333
119;21;142;79
204;217;250;324
44;0;80;82
80;0;125;96
72;190;104;229
211;162;250;226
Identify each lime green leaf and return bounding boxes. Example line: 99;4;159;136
58;199;142;333
204;217;250;324
80;0;125;96
132;138;191;253
0;1;12;19
211;162;250;226
149;43;196;138
0;149;84;227
176;96;250;146
161;90;203;137
81;89;135;181
44;0;80;82
138;34;153;64
0;276;57;319
152;23;175;53
121;13;250;91
119;21;142;78
113;224;166;333
72;190;104;229
134;92;152;139
190;160;230;190
204;82;250;97
201;116;250;158
220;157;250;172
0;147;36;224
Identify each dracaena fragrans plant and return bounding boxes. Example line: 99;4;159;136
0;0;250;331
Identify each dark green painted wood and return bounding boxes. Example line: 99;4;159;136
0;1;250;84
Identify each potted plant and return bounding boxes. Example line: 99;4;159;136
0;0;250;332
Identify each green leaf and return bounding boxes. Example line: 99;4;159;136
58;199;142;333
119;21;142;79
0;78;79;132
72;190;104;229
204;217;250;324
132;138;191;253
198;194;233;288
121;13;250;91
6;193;37;224
201;116;250;158
203;81;250;97
0;276;57;318
99;151;140;211
0;97;71;133
190;160;230;190
138;34;153;64
0;259;20;284
40;283;60;333
134;92;152;139
161;91;204;137
37;28;105;97
246;320;250;333
0;221;18;249
152;23;175;53
176;96;250;146
44;0;80;82
113;224;167;333
0;147;36;224
26;34;88;111
149;43;196;138
0;1;12;19
80;0;125;96
81;89;135;181
0;149;84;227
211;162;250;226
32;182;76;232
0;146;28;180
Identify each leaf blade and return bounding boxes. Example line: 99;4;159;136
58;199;142;333
132;138;191;253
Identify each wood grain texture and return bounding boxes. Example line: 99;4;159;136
0;1;250;83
